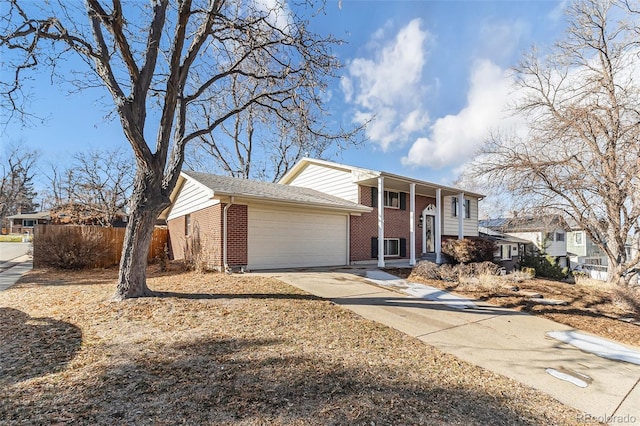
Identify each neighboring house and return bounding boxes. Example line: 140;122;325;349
7;212;51;235
479;226;531;272
163;158;483;271
50;202;128;227
565;221;607;270
480;216;569;268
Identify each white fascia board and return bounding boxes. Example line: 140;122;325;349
217;193;372;214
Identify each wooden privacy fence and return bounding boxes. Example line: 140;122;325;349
34;224;168;269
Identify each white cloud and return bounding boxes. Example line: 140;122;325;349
548;0;570;21
342;19;433;151
253;0;293;33
402;59;523;169
478;19;529;62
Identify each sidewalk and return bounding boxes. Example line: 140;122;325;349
260;268;640;423
0;254;33;291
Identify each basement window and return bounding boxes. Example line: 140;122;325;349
384;238;400;256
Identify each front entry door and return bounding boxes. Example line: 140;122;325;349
425;215;435;253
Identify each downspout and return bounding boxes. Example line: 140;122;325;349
223;196;234;273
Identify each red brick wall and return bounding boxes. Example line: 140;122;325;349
167;203;247;267
350;185;435;261
225;204;247;266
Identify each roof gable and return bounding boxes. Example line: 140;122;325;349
171;171;371;214
279;157;484;198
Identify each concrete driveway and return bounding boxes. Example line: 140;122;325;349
256;267;640;422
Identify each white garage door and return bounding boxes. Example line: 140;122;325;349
248;205;348;270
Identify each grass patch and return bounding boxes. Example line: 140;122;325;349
0;266;583;425
0;235;29;242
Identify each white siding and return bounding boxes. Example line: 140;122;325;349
287;163;358;203
506;230;566;257
248;205;348;269
442;195;479;237
547;227;567;257
167;179;219;220
507;232;542;248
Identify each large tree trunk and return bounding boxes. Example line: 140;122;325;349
113;171;168;300
606;248;632;287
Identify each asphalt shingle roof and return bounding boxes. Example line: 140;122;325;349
183;171;370;212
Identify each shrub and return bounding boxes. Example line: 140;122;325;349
475;261;503;276
520;252;568;280
183;230;218;273
36;227;113;269
438;264;458;281
411;260;502;283
411;261;441;280
506;270;533;283
612;285;640;315
442;238;496;264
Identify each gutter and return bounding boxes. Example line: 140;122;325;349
223;196;234;273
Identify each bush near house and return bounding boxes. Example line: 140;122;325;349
411;260;502;282
520;252;569;280
36;226;114;269
442;238;496;264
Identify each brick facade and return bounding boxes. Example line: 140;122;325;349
350;185;435;261
167;203;247;268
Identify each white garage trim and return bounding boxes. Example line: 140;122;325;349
248;205;349;270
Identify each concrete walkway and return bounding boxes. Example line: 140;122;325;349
258;268;640;423
0;254;33;291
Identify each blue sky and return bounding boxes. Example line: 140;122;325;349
1;0;569;187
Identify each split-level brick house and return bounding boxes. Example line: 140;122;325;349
162;158;483;270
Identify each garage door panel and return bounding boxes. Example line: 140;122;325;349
248;206;347;269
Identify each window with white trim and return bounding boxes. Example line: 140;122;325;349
384;191;400;208
555;232;565;242
452;197;471;219
574;231;584;246
22;219;35;227
464;199;471;219
185;214;192;236
384;238;400;256
500;244;512;260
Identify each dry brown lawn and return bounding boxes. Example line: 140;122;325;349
0;265;587;425
396;268;640;348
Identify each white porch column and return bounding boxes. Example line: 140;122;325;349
377;176;385;268
421;211;427;256
435;189;442;264
409;183;416;266
458;192;465;240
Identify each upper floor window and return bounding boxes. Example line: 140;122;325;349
555;232;565;242
384;191;400;208
452;197;471;219
545;232;554;242
574;231;584;246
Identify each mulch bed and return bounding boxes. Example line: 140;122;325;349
0;265;587;425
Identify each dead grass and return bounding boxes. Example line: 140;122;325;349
406;269;640;347
0;265;586;425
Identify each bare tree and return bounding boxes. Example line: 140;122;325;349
46;148;134;226
1;0;358;299
186;69;357;182
0;144;38;229
473;0;640;285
